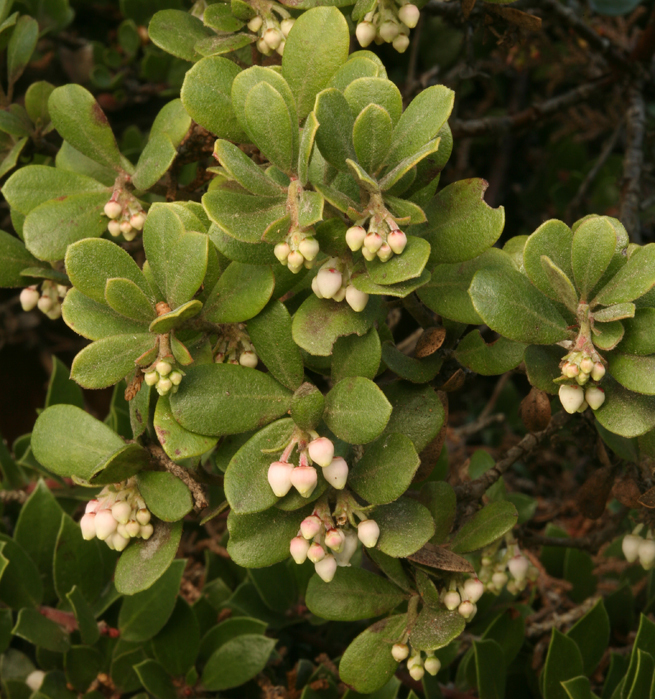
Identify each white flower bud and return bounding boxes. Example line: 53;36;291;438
379;20;399;42
362;246;377;261
392;34;410;53
307;542;326;563
56;285;68;298
136;508;151;525
591;362;606;382
169;370;183;385
85;499;100;514
458;600;475;619
345;285;369;313
311;275;324;299
332;286;346;302
257;37;272;55
239;351;258;368
577;400;588;413
357;519;380;548
287;250;304;272
334;529;358;567
117;522;129;538
463;577;485;603
126;520;141;537
276;40;285;56
559;384;585;414
325;528;345;552
308;437;334;468
387;229;407;254
443;590;461;610
290;536;311;564
104;201;122;219
585;386;605;410
398;4;420;28
355;21;376;47
274;242;290;262
20;287;40;311
491;571;508;590
120;220;133;235
108;220;121;237
248;15;263;32
157;378;173;395
112;532;130;552
95;509;118;540
364;232;383;253
264;27;282;50
281;18;295;36
46;304;62;320
130;212;146;231
299;236;319;261
315;554;337;582
424;655;441;676
316;267;343;299
508;555;529;583
408;663;424;681
622;534;641;563
391;643;409;662
323;456;348;489
26;670;46;692
268;461;294;497
580;357;594;374
37;294;54;313
377;243;393;262
639;539;655;570
112;501;132;525
80;513;97;540
301;514;323;540
289;465;318;497
346;225;367;251
140;523;154;540
156;360;172;376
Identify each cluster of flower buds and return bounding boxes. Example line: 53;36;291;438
622;526;655;571
289;509;380;582
391;643;441;680
214;330;258;368
20;280;67;320
80;479;153;552
144;359;184;396
274;232;319;274
311;258;370;313
477;541;537;595
346;221;408;263
558;383;605;414
355;0;419;53
247;11;295;56
558;350;607;414
441;575;485;620
104;192;146;242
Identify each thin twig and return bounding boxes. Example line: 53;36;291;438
146;444;209;511
619;81;645;243
453;413;505;438
525;596;601;639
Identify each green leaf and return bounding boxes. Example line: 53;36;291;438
0;229;39;287
540;256;579;312
365;236;430;285
225;418;295;514
407;607;464;653
454;331;526;375
592;244;655;306
201;634;276;690
594;377;655;437
314;87;355;171
49;85;123;170
151;98;192;147
247;300;304;391
203;261;274;323
306;567;405;621
171;363;291;437
353;104;393;175
608;353;655;395
149;299;202;334
292;294;379;356
227;506;312;567
7;15;38;89
148;9;213;61
469;267;571;344
621;308;655;355
45;356;84;409
137;471;194;521
347;157;379;192
349;433;420;505
133;660;177;699
343;76;401;124
12;608;69;653
332;328;381;383
118;559;185;642
71;333;156;389
180;56;246;141
384;86;454;169
418;182;503;268
132;132;176;191
324;377;392;444
481;609;525;667
378;139;440;192
450;501;518;554
195;32;255;57
290;384;325;431
105;278;157;323
381;342;443;384
203;3;244;31
282;7;349;119
152;597;200;676
473;639;506;699
624;650;654;699
0;535;43;608
523;219;574;300
198;617;267;663
66;586;99;646
593;303;635;322
66;645;103;692
375;498;435;557
593;320;625;351
214;139;284;197
153;395;217;461
571;216;617;301
542;629;584;699
566;600;610;676
339;614;407;694
298;112;319;186
114;520;183;595
419;481;456;544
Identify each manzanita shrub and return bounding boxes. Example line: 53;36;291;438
1;1;655;698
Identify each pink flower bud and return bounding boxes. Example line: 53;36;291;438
112;501;132;525
290;465;318;497
398;3;420;27
562;362;579;378
95;509;118;540
585;386;605;410
268;461;294;497
392;34;410;53
580;357;594;374
458;600;475;619
315;554;337;582
299;237;319;261
274;242;290;262
80;513;97;540
463;578;484;603
108;220;121;237
346;225;367;251
136;508;151;525
391;643;409;661
387;230;407;254
300;514;322;540
377;243;393;262
334;529;358;567
126;520;141;537
239;351;258;368
424;655;441;676
355;21;376;47
357;519;380;548
112;532;130;552
508;555;529;582
20;287;40;312
85;499;100;514
345;286;369;313
290;536;310;564
443;590;460;610
104;201;122;219
140;523;154;540
491;571;508;589
622;534;641;563
559;384;584;414
316;267;343;299
308;438;334;468
307;542;326;563
591;362;606;382
323;456;348;490
364;232;383;253
120;221;133;235
379;20;399;42
325;528;345;552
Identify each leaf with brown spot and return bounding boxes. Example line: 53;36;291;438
407;543;474;573
415;327;446;358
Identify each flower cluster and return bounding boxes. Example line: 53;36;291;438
355;0;419;53
346;223;408;263
144;359;184;396
392;643;441;680
214;328;258;368
104;192;146;242
20;280;67;319
311;258;369;313
622;527;655;571
558;350;606;414
80;479;153;551
246;11;294;56
274;233;319;274
478;541;537;595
